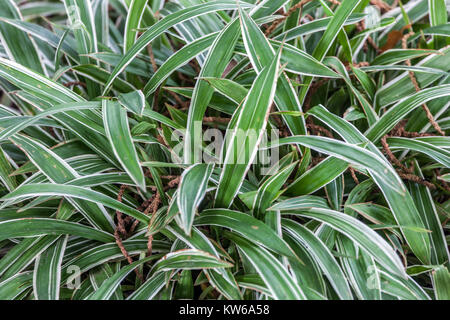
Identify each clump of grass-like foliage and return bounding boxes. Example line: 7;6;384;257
0;0;448;300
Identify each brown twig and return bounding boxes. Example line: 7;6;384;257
147;43;162;111
116;185;128;235
167;176;181;189
367;36;380;52
160;175;179;180
189;60;200;74
144;192;161;257
129;174;181;235
167;91;189;109
178;71;193;85
156;134;169;148
203;116;230;124
353;61;370;68
381;135;411;173
114;230;133;264
370;0;392;12
327;0;342;5
347;61;370;72
265;0;313;36
442;218;450;227
349;167;360;184
402;32;445;136
390;120;436;138
356;19;380;53
270;103;290;138
310;156;326;167
63;81;86;88
397;172;436;189
114;185;144;281
303;14;314;22
304;79;329;112
381;132;436;189
307;123;334;138
147;44;158;73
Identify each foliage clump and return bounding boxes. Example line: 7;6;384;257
0;0;448;300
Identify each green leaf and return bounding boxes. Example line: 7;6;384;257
0;102;101;142
0;18;79;61
282;219;353;300
10;134;114;232
371;49;440;65
386;137;450;168
253;162;297;218
286;157;349;196
0;0;45;74
127;272;167;300
103;1;251;94
184;18;240;163
88;255;162;300
63;0;100;97
102;100;145;190
239;8;306;136
0;183;150;224
432;265;450;300
375;46;450;108
0;272;33;299
103;99;145;190
144;33;218;96
272;135;432;264
151;249;233;273
195;208;298;259
225;231;306;300
289;108;434;265
298;0;363;103
270;195;330;211
367;84;450;142
201;77;248;105
124;0;149;53
118;90;145;116
336;235;382;300
0;218;114;243
0;236;59;280
0;58;116;162
408;161;450;266
215;48;280;208
284;207;406;278
59;240;169;285
164;225;242;300
33;236;68;300
438;173;450;182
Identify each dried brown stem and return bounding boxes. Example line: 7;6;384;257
114;184;144;281
349;167;360;185
144;192;161;256
307;123;334;139
397;172;436;189
381;135;411;173
265;0;313;36
63;81;86;88
203;116;230;124
402;32;445;136
304;79;329;111
370;0;392;12
147;44;158;73
115;185;128;235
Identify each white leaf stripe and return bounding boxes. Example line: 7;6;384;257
226;231;306;300
33;236;68;300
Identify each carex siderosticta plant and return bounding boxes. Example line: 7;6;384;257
0;0;448;300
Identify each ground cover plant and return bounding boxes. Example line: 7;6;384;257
0;0;448;300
